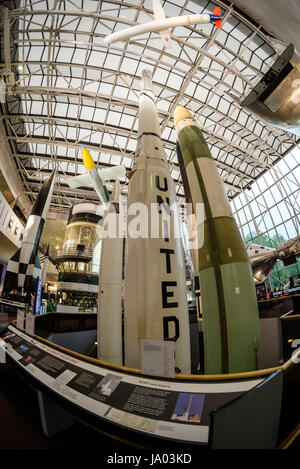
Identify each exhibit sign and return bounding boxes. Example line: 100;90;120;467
141;339;175;378
0;325;264;445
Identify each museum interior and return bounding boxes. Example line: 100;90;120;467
0;0;299;452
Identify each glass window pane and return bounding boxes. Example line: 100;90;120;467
276;201;291;222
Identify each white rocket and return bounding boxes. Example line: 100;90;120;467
98;179;123;365
0;77;6;103
67;147;126;207
41;244;50;288
104;1;222;49
124;69;191;374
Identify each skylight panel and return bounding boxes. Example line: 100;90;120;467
119;114;134;128
3;0;294;213
100;153;110;164
93;108;106;123
110;155;121;165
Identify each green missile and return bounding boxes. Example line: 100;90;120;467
174;105;262;374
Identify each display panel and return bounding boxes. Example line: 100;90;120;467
1;325;264;444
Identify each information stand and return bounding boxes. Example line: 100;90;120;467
0;324;265;445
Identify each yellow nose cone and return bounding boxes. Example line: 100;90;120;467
81;148;95;170
173;106;195;126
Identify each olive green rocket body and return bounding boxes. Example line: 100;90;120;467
174;106;261;374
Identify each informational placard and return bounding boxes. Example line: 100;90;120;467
17;309;25;330
51;370;77;392
0;325;264;445
141;339;175;378
25;313;35;336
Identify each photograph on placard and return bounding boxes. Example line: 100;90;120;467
95;373;122;397
171;393;205;423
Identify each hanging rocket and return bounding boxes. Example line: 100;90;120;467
98;179;123;365
174;105;262;374
124;69;191;374
104;2;222;48
67;147;126;207
3;170;56;294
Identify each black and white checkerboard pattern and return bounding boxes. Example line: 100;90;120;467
3;170;56;294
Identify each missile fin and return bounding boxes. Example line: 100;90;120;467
3;271;18;292
3;248;21;292
213;20;222;29
67;172;90;189
212;6;222;29
153;0;172;47
9;248;22;263
159;29;172;48
153;0;166;20
98;164;126;182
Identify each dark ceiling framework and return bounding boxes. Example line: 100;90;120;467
0;0;298;216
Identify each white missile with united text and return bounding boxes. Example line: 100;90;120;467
3;170;56;294
124;69;191;374
105;1;222;49
98;178;123;365
67;147;126;207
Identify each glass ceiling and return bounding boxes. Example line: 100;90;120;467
0;0;298;214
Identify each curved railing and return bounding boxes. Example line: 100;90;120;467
55;247;93;259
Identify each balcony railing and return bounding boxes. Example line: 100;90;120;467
55;247;93;260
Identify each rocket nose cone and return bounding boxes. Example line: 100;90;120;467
30;169;56;216
141;69;152;80
81;147;95;170
140;68;154;93
174;106;195;127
